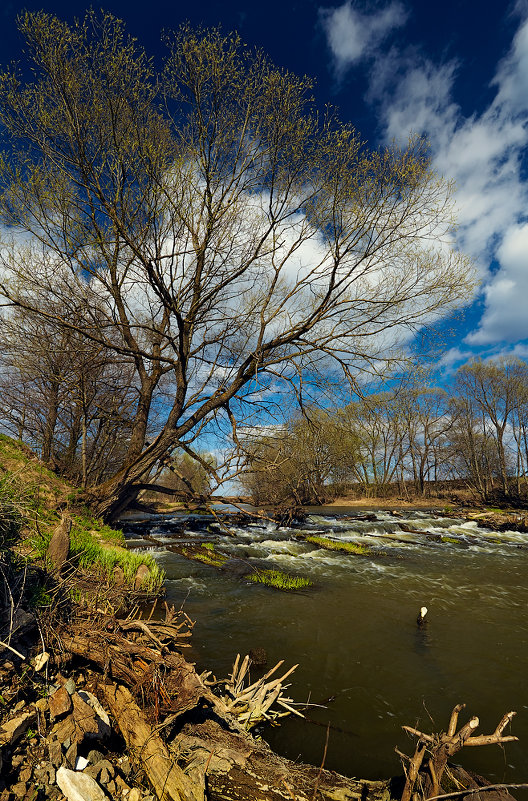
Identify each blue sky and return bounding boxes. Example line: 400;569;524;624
2;0;528;376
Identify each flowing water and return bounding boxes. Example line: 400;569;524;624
122;508;528;786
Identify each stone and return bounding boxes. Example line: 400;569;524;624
49;686;73;720
65;742;78;769
63;678;76;695
75;756;89;771
119;758;132;778
10;785;27;799
35;697;49;713
94;759;115;784
48;741;63;767
34;764;56;786
112;566;125;586
33;651;50;672
0;711;36;747
106;780;117;796
14;700;26;713
128;789;141;801
133;564;150;590
56;767;107;801
87;750;104;765
51;693;100;746
47;515;71;572
17;767;32;783
77;691;111;739
114;775;130;795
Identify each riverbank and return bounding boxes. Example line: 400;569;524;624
1;436;525;800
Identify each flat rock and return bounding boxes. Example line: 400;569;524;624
0;710;36;747
77;691;111;739
33;651;50;672
56;767;107;801
49;686;73;720
51;694;100;746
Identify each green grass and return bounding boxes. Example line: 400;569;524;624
304;535;369;554
247;569;312;591
0;471;31;548
180;544;227;567
30;514;163;591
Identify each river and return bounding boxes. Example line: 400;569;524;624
122;508;528;787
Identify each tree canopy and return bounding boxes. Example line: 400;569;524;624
0;10;473;518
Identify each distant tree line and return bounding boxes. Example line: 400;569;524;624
240;359;528;506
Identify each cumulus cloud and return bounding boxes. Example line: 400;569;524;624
320;1;407;73
321;4;528;347
467;223;528;344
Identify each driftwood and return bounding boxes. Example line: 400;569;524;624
172;716;390;801
57;604;390;801
58;604;203;717
203;653;304;729
102;686;389;801
398;704;519;801
103;683;205;801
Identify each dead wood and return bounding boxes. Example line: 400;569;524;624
102;683;205;801
57;604;204;717
398;705;519;801
171;716;390;801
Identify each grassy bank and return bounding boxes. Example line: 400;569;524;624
0;434;164;596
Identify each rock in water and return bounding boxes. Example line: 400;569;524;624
56;766;107;801
47;514;72;571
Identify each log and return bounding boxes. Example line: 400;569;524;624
59;629;207;716
103;683;204;801
171;716;390;801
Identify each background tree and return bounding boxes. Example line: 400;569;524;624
0;11;472;519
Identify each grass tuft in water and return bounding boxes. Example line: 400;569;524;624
247;569;312;591
180;544;227;567
305;535;369;555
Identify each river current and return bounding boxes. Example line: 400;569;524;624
122;508;528;786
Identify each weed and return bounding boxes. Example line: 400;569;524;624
28;584;53;608
247;569;312;591
441;536;460;544
181;545;227;567
304;535;368;555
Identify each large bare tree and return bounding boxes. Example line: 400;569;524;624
0;11;472;519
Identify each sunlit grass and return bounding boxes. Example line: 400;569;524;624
247;569;312;591
180;544;227;567
305;535;369;555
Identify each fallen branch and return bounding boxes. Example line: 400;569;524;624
102;683;204;801
398;705;519;801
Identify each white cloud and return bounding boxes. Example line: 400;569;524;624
320;1;407;73
466;223;528;344
323;5;528;346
